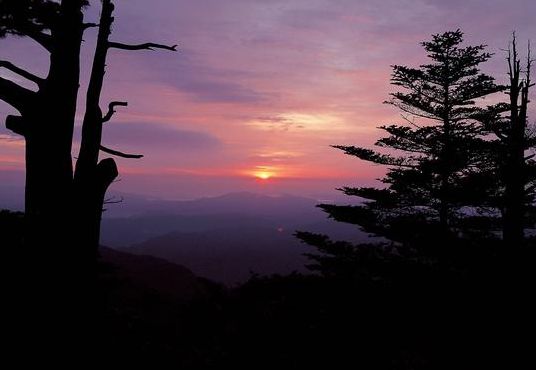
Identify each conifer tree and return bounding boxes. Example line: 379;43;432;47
297;30;503;272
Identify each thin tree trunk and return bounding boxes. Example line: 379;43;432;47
74;0;117;259
439;76;452;232
502;38;530;247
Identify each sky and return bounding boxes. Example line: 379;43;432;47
1;0;535;201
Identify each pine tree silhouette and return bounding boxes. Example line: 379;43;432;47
296;30;505;276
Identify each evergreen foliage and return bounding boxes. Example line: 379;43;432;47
296;30;520;276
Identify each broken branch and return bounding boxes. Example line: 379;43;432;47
83;23;100;30
108;42;178;52
102;101;128;123
100;145;144;159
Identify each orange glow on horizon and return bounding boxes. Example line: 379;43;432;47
255;171;273;180
251;165;277;180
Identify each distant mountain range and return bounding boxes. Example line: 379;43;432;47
101;192;369;285
0;186;369;285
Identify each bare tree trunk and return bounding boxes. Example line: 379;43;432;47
439;78;452;232
74;0;117;260
24;1;85;254
73;0;175;257
503;37;531;247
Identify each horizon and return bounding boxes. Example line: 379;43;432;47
1;0;535;202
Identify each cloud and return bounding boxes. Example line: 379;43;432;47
99;122;222;151
107;48;269;104
160;54;270;103
249;113;345;132
0;133;23;144
253;115;297;131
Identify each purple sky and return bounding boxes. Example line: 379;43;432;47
1;0;535;201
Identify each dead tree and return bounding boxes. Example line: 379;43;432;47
502;35;534;247
0;0;176;264
73;0;176;259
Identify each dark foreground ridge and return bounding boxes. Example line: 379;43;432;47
1;210;534;368
100;238;535;369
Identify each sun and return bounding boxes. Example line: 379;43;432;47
255;171;273;180
251;165;277;180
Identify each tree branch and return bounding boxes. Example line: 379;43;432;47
108;42;178;52
102;101;128;123
0;60;44;87
100;145;144;159
103;196;124;205
5;115;28;137
83;23;100;30
0;76;35;113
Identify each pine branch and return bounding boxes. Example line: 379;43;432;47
400;114;422;129
108;42;178;52
0;60;44;87
388;102;441;121
83;23;99;30
333;145;417;168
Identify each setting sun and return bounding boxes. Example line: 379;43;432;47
251;165;277;180
255;171;273;180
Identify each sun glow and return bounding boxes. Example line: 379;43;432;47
252;165;277;180
248;112;346;132
255;171;273;180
